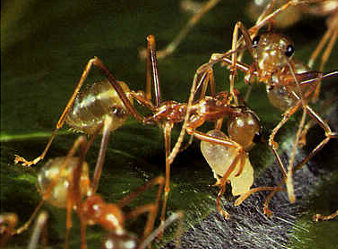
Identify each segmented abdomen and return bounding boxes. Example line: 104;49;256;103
66;80;132;134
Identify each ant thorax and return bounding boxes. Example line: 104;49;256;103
66;80;133;134
200;129;254;196
37;157;90;208
149;101;187;124
192;95;235;120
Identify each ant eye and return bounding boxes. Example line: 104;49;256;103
285;44;294;57
253;132;262;144
252;36;260;47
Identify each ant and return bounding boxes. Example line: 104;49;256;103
10;136;165;249
193;5;338;205
14;58;136;193
13;32;264;224
137;36;284;219
247;0;337;101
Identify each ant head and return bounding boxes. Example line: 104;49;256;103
101;231;139;249
252;32;295;74
82;195;125;232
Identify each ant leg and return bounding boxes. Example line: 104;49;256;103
269;70;334;148
140;0;220;60
266;131;337;216
179;68;215;150
292;106;338;173
254;0;277;26
187;127;239;148
313;210;338;222
308;28;332;69
234;0;281;63
54;136;90;249
265;113;337;215
216;153;242;218
263;179;285;217
69;134;101;249
157;70;211;224
186;127;244;217
312;30;337;102
230;22;254;103
117;176;164;240
248;0;294;36
286;108;307;203
12;202;44;236
13;58;101;167
318;28;337;73
234;186;285;206
27;211;48;249
90;57;145;123
90;116;113;194
269;96;304;149
16;136;89;241
160;122;173;229
196;67;215;99
299;97;337;147
146;35;161;106
168;68;210;165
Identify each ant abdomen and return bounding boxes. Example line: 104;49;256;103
66;80;133;134
227;111;261;151
37;157;90;208
200;129;254;196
